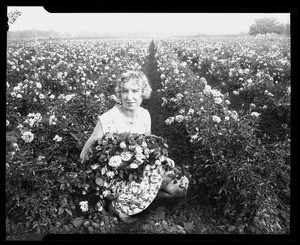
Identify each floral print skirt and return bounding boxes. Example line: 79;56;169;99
110;164;189;216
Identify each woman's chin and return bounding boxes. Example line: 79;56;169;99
123;104;138;110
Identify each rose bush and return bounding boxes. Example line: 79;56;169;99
165;35;290;142
6;38;150;236
155;37;290;233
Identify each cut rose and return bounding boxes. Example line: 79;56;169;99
108;155;122;168
121;151;132;161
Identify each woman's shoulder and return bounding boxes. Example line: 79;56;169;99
140;106;150;116
98;105;120;121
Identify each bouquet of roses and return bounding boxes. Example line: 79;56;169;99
77;133;179;213
85;132;174;192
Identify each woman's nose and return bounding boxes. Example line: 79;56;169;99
127;90;133;99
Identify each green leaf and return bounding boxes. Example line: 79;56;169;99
65;209;73;216
58;207;64;215
99;154;107;161
63;196;67;203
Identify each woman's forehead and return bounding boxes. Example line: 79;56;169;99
122;79;142;89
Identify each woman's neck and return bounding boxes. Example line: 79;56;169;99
120;105;139;120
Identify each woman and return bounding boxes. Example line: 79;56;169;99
80;70;189;223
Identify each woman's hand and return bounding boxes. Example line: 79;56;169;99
80;152;89;164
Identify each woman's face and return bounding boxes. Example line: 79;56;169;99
120;79;143;111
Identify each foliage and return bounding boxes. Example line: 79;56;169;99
6;38;150;236
249;17;286;36
155;36;290;233
6;36;290;236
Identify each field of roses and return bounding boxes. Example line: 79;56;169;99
155;35;290;233
6;35;291;238
6;38;151;237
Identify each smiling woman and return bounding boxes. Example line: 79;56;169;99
80;70;189;223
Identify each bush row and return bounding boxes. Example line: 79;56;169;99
154;37;290;234
6;38;150;236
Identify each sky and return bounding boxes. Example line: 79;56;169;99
7;6;290;36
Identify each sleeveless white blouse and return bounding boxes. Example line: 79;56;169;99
98;105;151;135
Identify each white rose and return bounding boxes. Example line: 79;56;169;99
120;141;126;149
155;160;161;166
21;131;34;143
53;135;62;142
159;155;166;162
135;153;145;163
103;190;111;197
108;155;122;168
251;112;261;118
106;171;115;178
165;117;175;125
212;115;221;123
175;115;184;123
129;163;139;169
36;82;42;89
214;97;223;104
49;115;57;125
225;100;231;105
134;145;143;154
79;201;88;212
176;93;183;100
179;176;189;189
143;148;150;156
200;77;207;85
121;151;132;162
204;85;211;92
188;109;195;115
141;141;147;148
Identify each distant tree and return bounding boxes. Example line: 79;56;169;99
7;9;22;27
249;17;284;35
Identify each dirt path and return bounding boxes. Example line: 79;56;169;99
141;41;194;166
141;40;169;138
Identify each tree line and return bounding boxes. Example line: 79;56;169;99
249;17;290;36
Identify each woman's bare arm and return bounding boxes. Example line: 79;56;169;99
145;109;152;136
80;119;104;162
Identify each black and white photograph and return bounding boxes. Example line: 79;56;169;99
5;6;292;240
